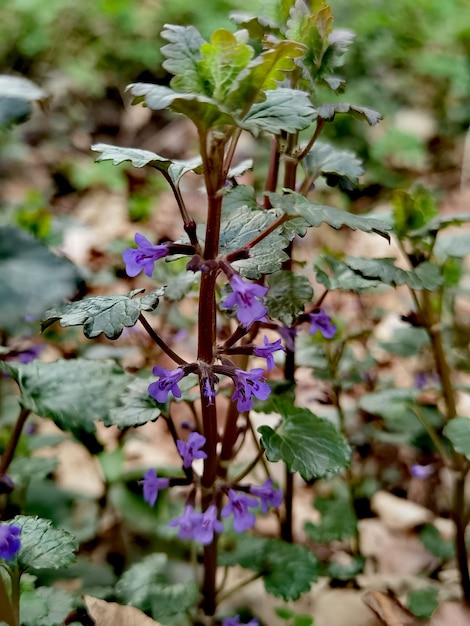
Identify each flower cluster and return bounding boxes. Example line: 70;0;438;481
123;233;169;277
231;368;271;412
0;524;21;560
177;432;207;468
148;366;185;403
221;275;268;328
169;505;223;545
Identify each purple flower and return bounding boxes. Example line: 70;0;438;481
309;309;337;339
0;524;21;560
176;432;208;469
148;366;185;403
193;505;224;545
140;468;170;507
168;505;203;541
16;345;44;363
221;275;268;327
249;478;283;514
123;233;169;277
411;464;434;479
232;368;271;412
254;335;285;371
202;378;216;405
278;326;297;351
221;489;258;532
222;617;259;626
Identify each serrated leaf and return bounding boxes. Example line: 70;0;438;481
20;587;75;626
346;257;444;290
225;41;306;113
91;143;203;185
219;205;292;279
304;487;357;543
265;271;313;325
315;256;381;293
1;359;131;433
268;191;391;240
116;553;199;621
443;417;470;459
198;29;254;102
0;75;46;127
419;524;454;560
219;534;317;600
12;515;77;570
161;24;206;93
41;288;164;340
229;12;282;40
128;83;235;131
240;88;317;135
107;377;162;429
0;226;82;334
317;103;382;125
411;213;470;237
258;400;350;480
301;141;364;189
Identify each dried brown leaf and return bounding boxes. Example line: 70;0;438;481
84;595;162;626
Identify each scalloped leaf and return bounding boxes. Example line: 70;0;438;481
107;377;162;429
317;103;382;125
315;256;379;293
301;141;364;190
41;288;164;340
219;534;317;601
268;191;391;240
0;226;83;334
219;205;291;279
161;24;206;93
258;399;350;480
1;359;131;433
127;83;235;131
346;257;444;290
198;29;254;102
20;588;75;626
91;143;203;184
0;75;46;127
12;515;77;570
229;12;282;39
240;88;317;135
265;271;313;325
444;417;470;459
304;487;357;543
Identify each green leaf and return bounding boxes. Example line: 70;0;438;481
325;555;365;581
265;271;313;325
0;75;46;127
41;288;164;340
219;534;317;601
91;143;203;185
268;191;391;241
225;40;306;113
419;524;454;560
229;12;282;40
219;205;291;279
106;377;162;429
379;327;430;357
20;587;75;626
116;554;200;621
240;89;317;135
9;457;59;485
317;103;382;125
315;256;380;293
443;417;470;459
407;588;439;620
411;213;470;237
258;399;350;480
304;487;357;543
392;187;439;238
128;83;235;131
0;226;82;334
160;24;206;93
198;29;254;102
12;515;77;570
301;141;364;189
435;233;470;258
227;159;253;179
1;359;131;433
345;257;444;290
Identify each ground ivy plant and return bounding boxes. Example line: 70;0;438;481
2;1;468;624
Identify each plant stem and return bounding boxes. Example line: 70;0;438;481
0;407;30;476
138;314;187;365
0;572;17;626
216;572;262;603
453;465;470;604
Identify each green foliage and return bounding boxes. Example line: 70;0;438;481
275;606;314;626
301;141;364;189
219;534;318;601
258;398;350;480
304;487;357;543
392;186;439;238
0;75;46;127
407;588;439;619
13;515;77;570
0;226;82;334
20;587;75;626
443;417;470;459
419;524;455;560
265;271;314;325
106;377;162;429
1;359;131;433
41;288;164;340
